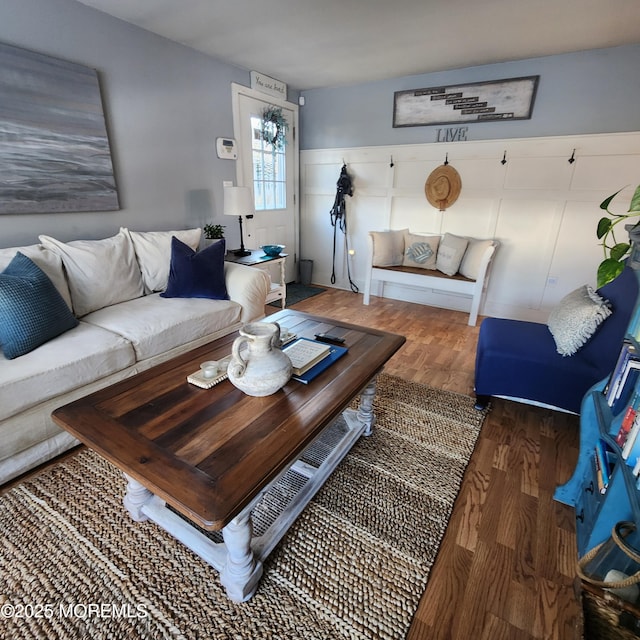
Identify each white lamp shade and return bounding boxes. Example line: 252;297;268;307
223;186;254;217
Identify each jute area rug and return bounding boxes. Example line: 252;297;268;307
0;374;487;640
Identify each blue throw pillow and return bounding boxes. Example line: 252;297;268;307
160;237;229;300
0;252;78;359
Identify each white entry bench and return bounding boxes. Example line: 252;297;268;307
363;229;498;326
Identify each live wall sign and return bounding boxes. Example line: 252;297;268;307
393;76;539;128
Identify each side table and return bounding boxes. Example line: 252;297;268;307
224;249;287;308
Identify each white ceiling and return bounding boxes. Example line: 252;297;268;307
77;0;640;90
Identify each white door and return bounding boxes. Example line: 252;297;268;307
233;85;299;283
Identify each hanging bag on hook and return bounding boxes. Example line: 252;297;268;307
329;164;359;292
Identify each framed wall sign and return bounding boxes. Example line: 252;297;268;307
393;75;539;128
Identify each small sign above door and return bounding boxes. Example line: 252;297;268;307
250;71;287;100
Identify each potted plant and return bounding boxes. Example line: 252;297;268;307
596;183;640;287
203;223;225;240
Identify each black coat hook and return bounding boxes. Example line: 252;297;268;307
501;151;507;165
390;155;394;168
444;153;449;166
568;149;576;164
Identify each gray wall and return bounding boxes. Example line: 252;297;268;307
0;0;251;248
299;45;640;150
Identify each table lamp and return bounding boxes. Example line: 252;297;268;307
224;186;253;257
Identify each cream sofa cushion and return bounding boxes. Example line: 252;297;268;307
460;238;494;280
402;231;440;269
436;233;469;276
370;229;407;267
124;227;202;293
0;244;72;309
39;230;144;316
83;293;242;361
0;321;135;423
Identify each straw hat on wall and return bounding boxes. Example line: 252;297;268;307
425;164;462;211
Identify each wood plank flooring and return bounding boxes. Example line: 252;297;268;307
267;288;583;639
3;288;583;638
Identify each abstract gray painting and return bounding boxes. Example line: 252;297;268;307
0;42;119;214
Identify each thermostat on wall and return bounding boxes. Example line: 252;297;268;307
216;137;237;160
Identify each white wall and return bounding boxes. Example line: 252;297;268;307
301;132;640;322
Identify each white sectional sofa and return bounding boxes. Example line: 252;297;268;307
0;227;270;485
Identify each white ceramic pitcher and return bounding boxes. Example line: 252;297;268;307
227;322;292;396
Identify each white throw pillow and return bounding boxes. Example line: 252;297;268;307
370;229;407;267
125;227;202;293
436;233;469;276
459;238;494;280
547;285;612;356
0;244;73;310
39;230;145;317
402;232;440;270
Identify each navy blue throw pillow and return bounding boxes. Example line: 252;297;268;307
0;252;79;359
160;237;229;300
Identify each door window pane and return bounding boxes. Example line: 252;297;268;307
251;116;286;211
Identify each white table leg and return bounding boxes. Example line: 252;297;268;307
280;258;286;309
220;513;263;602
123;474;152;522
358;376;377;436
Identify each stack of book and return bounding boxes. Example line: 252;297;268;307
282;337;348;384
605;341;640;415
614;390;640;467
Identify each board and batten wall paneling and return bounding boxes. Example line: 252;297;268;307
300;132;640;322
571;155;640;191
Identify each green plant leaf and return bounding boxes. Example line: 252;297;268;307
610;242;631;261
629;184;640;213
597;258;625;289
600;187;625;212
596;217;612;239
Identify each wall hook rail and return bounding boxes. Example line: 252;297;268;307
501;151;507;165
568;149;576;164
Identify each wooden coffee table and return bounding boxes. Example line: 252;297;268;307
52;310;405;601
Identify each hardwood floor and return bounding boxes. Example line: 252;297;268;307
266;288;583;639
3;288;583;638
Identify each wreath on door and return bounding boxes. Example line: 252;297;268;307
261;106;289;150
